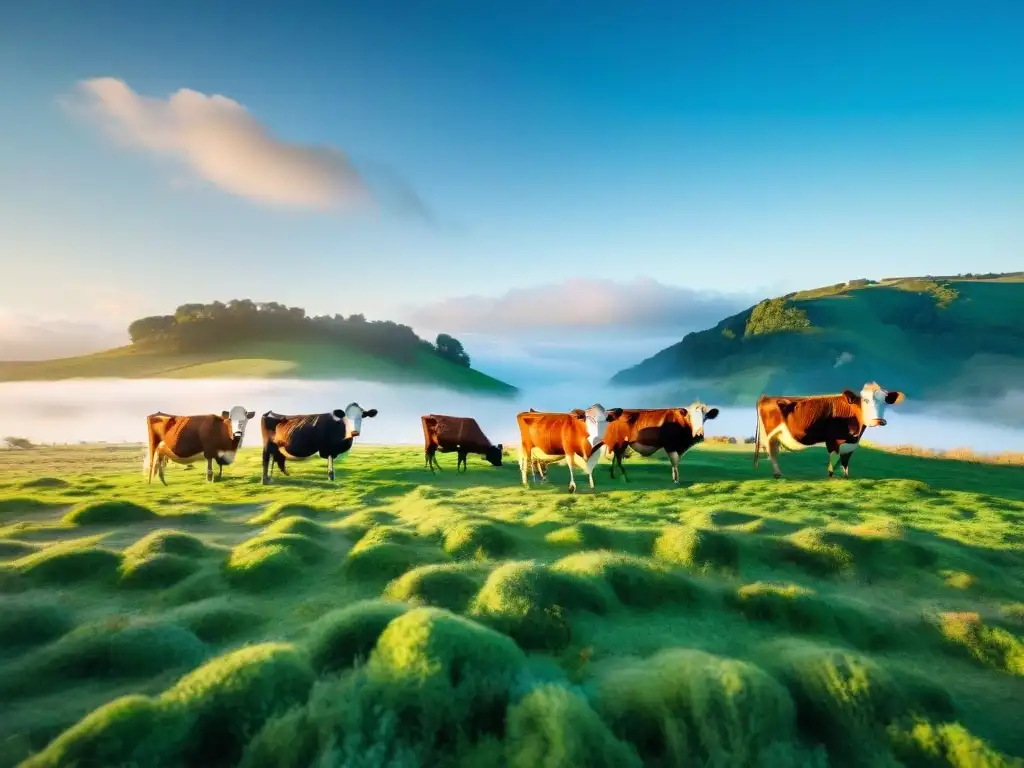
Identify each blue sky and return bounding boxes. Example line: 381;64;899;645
1;0;1022;373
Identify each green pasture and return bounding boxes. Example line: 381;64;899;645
0;342;516;395
0;443;1022;767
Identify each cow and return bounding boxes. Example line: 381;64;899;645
421;415;503;472
145;406;256;485
603;402;720;483
516;404;624;493
260;403;378;484
753;382;905;479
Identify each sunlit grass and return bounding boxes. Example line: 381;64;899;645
0;442;1022;767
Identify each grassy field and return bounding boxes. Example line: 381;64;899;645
0;342;517;396
1;443;1023;767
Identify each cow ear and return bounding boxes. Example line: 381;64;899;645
332;409;345;419
570;409;586;420
221;410;230;419
497;443;503;451
246;411;255;419
706;408;720;420
607;407;623;421
363;409;378;418
842;390;859;404
885;390;905;405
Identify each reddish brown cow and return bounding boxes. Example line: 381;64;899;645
754;382;905;479
145;406;255;485
517;404;623;493
603;401;719;483
421;415;503;472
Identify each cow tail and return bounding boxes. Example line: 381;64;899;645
753;395;762;468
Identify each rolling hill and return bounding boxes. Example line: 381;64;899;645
0;341;517;395
611;273;1024;410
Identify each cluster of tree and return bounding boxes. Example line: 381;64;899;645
743;298;812;337
127;299;471;368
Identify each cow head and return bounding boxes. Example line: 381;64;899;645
687;402;720;439
851;382;905;427
485;443;504;467
574;404;622;447
332;402;379;440
221;406;256;441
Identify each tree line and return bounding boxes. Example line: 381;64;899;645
127;299;471;368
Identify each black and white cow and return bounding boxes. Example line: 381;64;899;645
260;403;378;484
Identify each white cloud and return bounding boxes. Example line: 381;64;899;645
406;278;755;335
64;77;414;215
0;310;127;361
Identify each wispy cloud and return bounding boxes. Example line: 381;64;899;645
406;278;755;335
62;77;432;222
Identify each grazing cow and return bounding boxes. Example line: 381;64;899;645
516;404;624;493
603;402;720;483
260;403;378;484
145;406;256;485
754;382;905;479
421;415;503;472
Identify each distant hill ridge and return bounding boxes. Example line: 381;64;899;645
0;299;517;395
611;272;1024;408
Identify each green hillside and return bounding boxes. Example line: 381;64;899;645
611;273;1024;408
0;299;517;396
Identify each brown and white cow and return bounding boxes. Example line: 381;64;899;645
421;415;503;472
754;382;905;479
516;404;624;493
603;402;719;483
145;406;256;485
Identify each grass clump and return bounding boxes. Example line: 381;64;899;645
63;500;158;526
0;620;207;698
385;562;488;612
224;533;327;590
344;526;447;582
777;527;855;576
937;612;1024;676
261;515;330;540
0;538;38;559
166;597;266;644
119;554;199;589
247;502;333;526
504;684;642;767
305;599;409;674
443;520;516;559
762;640;951;760
13;539;122;586
328;509;394;538
552;551;709;609
888;717;1024;768
19;477;70;490
365;607;527;739
0;597;75;649
124;528;210;559
469;560;612;650
653;524;741;571
592;648;809;766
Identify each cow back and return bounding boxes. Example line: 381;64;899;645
429;415;492;450
151;414;230;457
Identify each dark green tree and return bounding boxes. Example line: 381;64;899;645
435;333;471;368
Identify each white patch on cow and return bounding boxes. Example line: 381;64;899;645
771;424;809;452
689;404;707;437
631;443;660;457
344;403;366;440
216;450;237;465
583;404;611;447
839;443;859;455
157;441;203;464
859;383;893;428
530;447;564;462
584;449;603;477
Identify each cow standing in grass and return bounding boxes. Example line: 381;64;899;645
145;406;255;485
260;403;378;484
754;382;905;479
421;414;503;472
516;404;623;493
602;402;720;484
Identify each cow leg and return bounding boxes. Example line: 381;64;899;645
157;455;168;486
839;449;854;479
564;453;577;494
666;451;680;483
217;462;224;481
768;438;782;479
616;448;629;482
519;444;530;486
262;446;272;485
825;440;839;479
206;457;215;483
327;455;335;481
